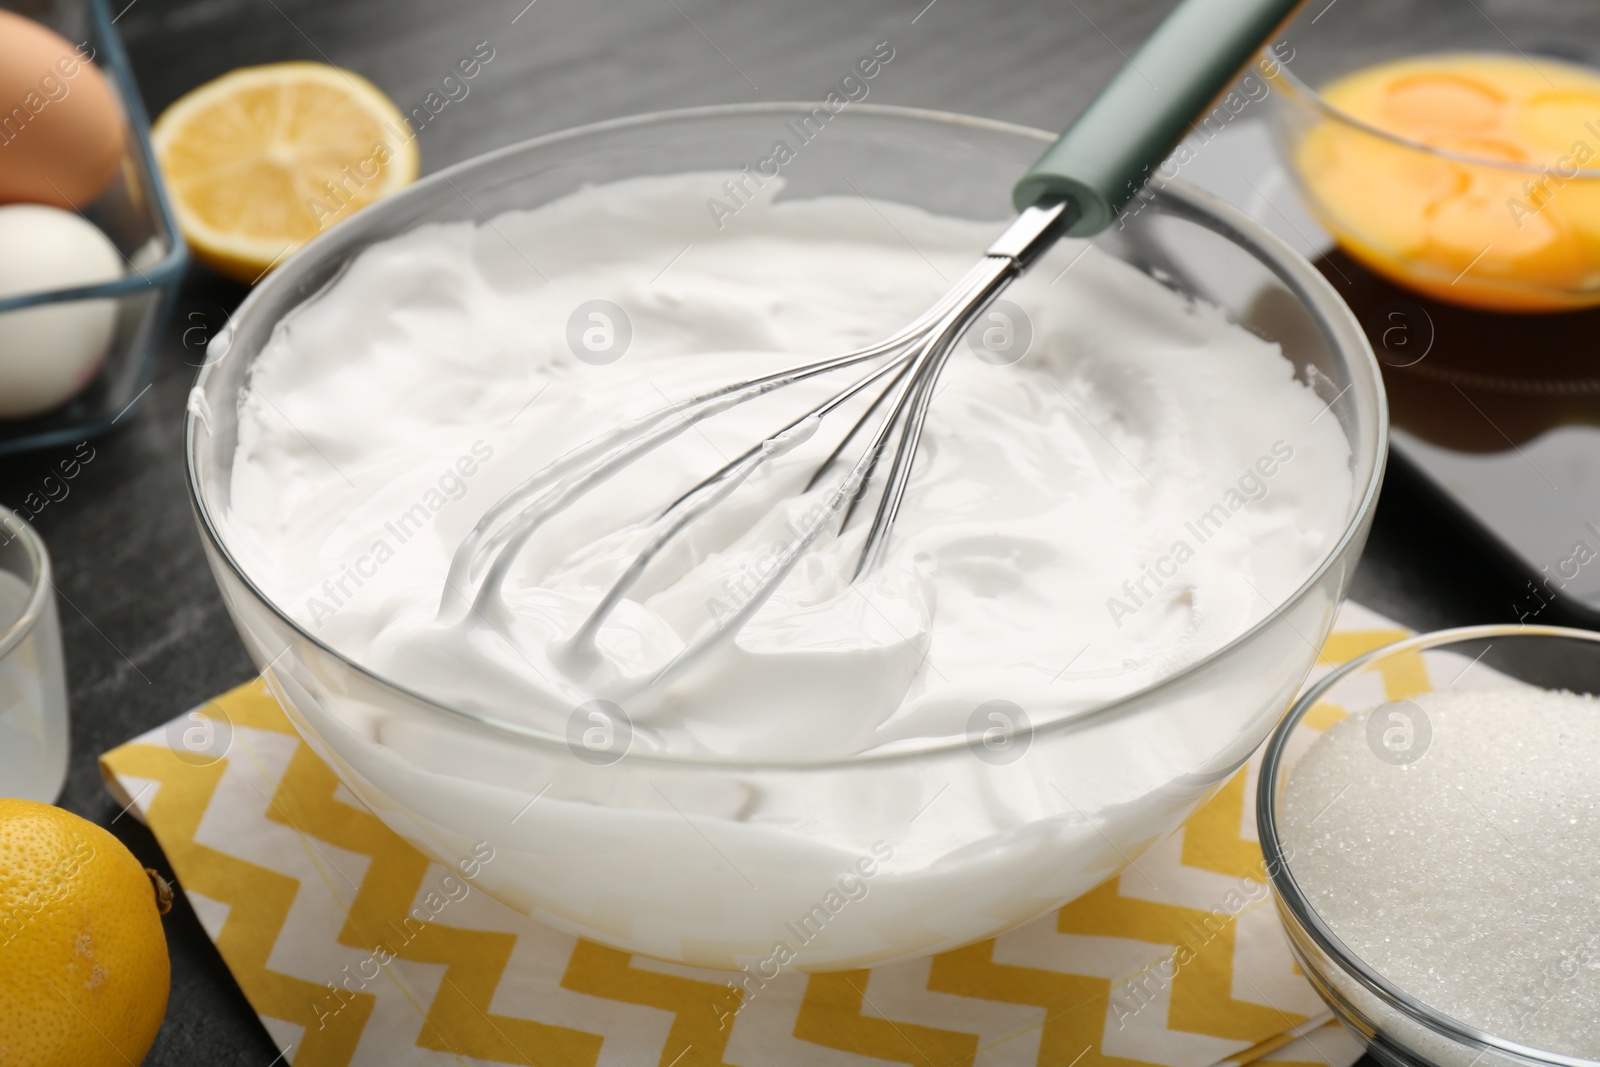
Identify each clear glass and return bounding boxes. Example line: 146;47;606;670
1258;625;1600;1067
0;0;187;456
186;103;1387;971
1266;0;1600;312
0;509;69;803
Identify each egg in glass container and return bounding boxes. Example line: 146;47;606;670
0;9;125;208
0;204;123;419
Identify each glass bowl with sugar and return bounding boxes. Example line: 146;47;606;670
1259;624;1600;1067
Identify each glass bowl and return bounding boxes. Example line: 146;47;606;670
1267;0;1600;313
0;507;69;803
0;0;187;455
185;103;1386;972
1258;625;1600;1067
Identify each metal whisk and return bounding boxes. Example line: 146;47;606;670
443;0;1305;692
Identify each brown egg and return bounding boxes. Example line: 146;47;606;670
0;10;124;208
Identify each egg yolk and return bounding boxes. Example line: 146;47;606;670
1290;53;1600;312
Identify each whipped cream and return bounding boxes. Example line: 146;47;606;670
217;172;1361;970
227;173;1352;760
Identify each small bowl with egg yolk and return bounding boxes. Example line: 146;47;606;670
1265;0;1600;313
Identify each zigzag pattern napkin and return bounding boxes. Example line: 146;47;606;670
97;605;1406;1066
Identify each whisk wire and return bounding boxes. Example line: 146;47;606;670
561;353;912;664
443;200;1074;690
438;264;991;621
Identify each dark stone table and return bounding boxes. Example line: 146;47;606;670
0;0;1551;1060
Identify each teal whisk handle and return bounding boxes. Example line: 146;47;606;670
1013;0;1304;235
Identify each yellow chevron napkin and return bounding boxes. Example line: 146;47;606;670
98;603;1406;1067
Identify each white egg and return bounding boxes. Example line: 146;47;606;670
0;204;123;419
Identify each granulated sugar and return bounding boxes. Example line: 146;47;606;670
1281;685;1600;1055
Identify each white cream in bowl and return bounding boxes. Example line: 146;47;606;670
220;172;1355;969
228;173;1351;758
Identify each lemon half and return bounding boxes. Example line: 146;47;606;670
152;62;420;283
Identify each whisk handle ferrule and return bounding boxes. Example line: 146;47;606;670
984;199;1076;267
1011;0;1305;235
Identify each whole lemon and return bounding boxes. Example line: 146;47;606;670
0;799;171;1066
